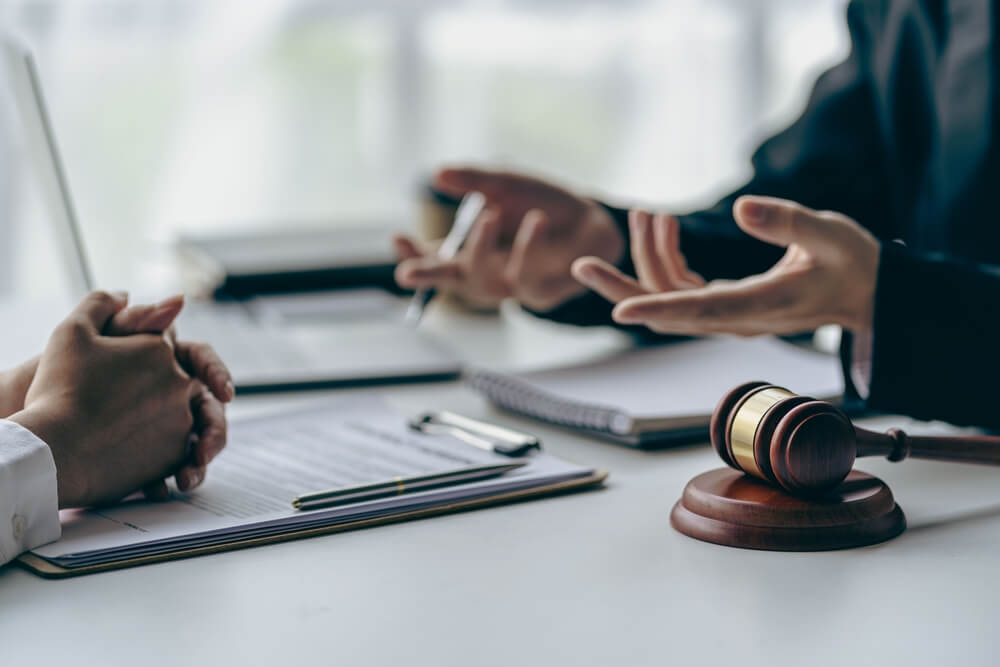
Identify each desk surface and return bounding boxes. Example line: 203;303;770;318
1;302;998;666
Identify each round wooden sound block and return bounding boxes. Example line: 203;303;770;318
671;468;906;551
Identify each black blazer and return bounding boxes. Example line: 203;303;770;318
542;0;1000;429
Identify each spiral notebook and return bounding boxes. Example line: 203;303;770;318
467;336;844;448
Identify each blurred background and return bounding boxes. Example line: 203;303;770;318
0;0;849;299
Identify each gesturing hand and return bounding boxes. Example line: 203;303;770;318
571;196;880;336
394;167;625;311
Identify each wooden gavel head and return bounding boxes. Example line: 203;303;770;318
710;382;857;496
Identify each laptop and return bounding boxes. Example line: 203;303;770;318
2;34;462;392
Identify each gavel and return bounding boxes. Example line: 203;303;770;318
711;381;1000;496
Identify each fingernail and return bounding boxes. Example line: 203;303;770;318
224;380;236;401
740;200;769;225
573;263;595;282
201;444;220;466
147;305;178;325
111;290;129;302
612;307;638;324
184;468;204;489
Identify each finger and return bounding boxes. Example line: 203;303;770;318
190;388;227;466
394;257;464;289
733;196;855;259
175;464;206;492
71;290;129;332
571;256;648;303
164;324;178;347
142;479;170;502
629;210;677;292
173;428;204;493
612;277;800;334
434;167;508;199
504;209;549;290
506;209;580;311
653;214;705;288
176;341;234;402
392;235;425;261
465;208;502;265
106;294;184;336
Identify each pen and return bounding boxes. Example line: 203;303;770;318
292;461;525;511
404;190;487;326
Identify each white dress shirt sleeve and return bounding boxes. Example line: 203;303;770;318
850;330;874;401
0;419;60;565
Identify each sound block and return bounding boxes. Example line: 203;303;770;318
671;468;906;551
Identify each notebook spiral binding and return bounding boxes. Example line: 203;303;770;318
465;370;630;435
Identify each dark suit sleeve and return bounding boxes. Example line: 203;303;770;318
675;0;891;282
534;1;890;328
843;243;1000;429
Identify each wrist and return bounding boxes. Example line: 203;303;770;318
8;402;85;509
845;282;876;334
843;238;880;334
0;357;38;418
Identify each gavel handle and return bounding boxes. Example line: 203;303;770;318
855;427;1000;465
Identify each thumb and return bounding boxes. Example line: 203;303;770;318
733;196;846;257
433;166;492;196
392;234;425;261
72;290;129;332
434;166;520;200
106;294;184;336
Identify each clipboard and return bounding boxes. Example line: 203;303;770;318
18;470;606;578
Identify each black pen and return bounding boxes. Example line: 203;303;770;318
404;191;487;326
292;461;525;511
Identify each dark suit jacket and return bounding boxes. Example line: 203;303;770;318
541;0;1000;429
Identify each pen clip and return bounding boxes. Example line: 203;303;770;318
408;411;542;457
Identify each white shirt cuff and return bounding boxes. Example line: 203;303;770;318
0;420;60;565
850;330;874;401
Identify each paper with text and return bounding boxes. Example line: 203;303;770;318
33;397;589;566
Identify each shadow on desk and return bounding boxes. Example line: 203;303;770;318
904;503;1000;535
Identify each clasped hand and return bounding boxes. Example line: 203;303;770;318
8;292;233;508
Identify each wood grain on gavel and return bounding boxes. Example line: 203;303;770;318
710;382;1000;496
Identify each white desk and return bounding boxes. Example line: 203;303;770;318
1;303;999;666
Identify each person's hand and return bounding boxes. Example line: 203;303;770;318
0;295;233;497
394;167;625;311
571;196;880;335
106;296;233;498
9;292;204;508
0;300;196;419
572;209;707;305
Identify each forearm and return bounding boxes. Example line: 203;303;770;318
848;243;1000;429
